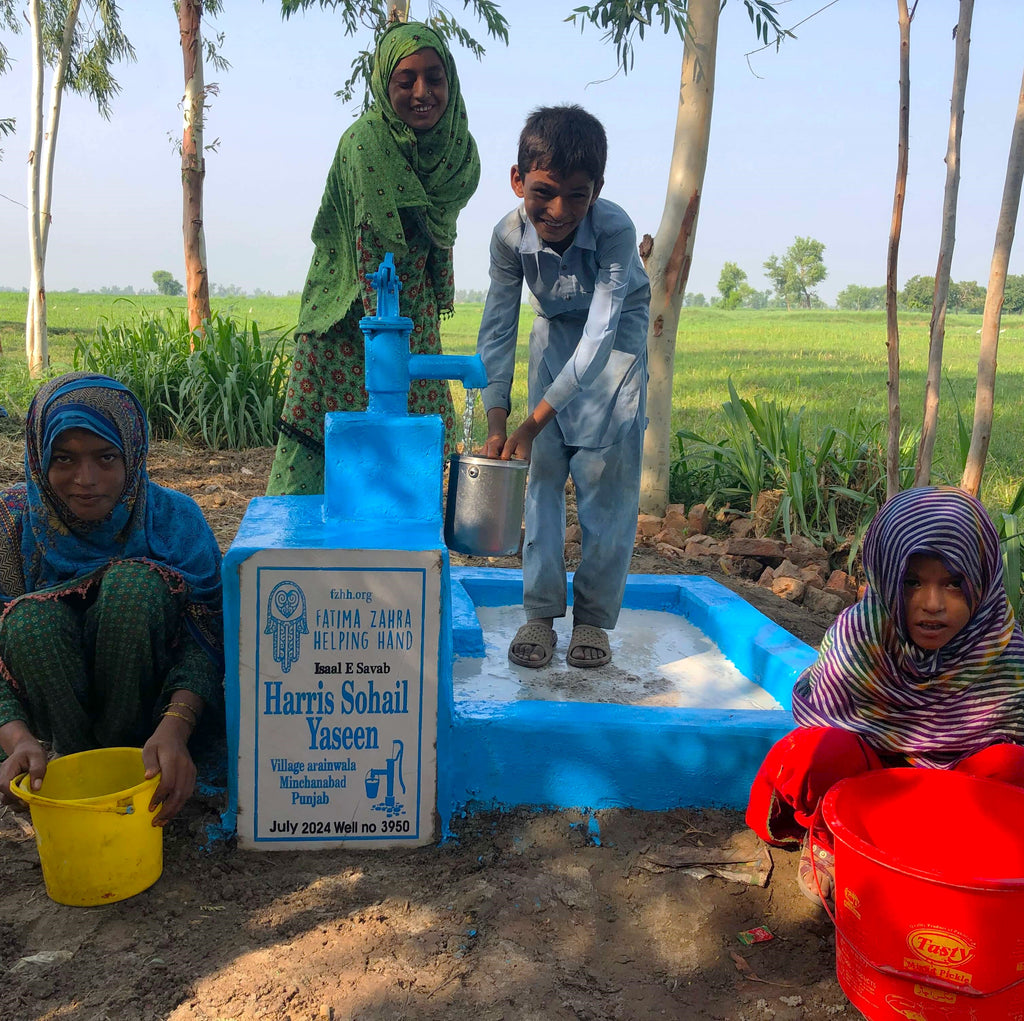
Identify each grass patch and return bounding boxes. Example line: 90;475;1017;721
2;293;1022;508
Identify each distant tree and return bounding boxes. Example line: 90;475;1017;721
716;261;752;309
152;270;184;296
1004;273;1024;314
899;274;934;310
836;284;886;311
763;236;827;309
683;292;707;308
747;289;774;309
211;282;245;297
948;279;986;314
455;288;488;303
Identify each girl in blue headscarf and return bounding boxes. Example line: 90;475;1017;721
0;372;224;825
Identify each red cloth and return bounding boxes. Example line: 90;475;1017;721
746;726;1024;849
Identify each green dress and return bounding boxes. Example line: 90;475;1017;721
267;213;459;495
267;21;480;496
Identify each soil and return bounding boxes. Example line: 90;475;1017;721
0;442;851;1021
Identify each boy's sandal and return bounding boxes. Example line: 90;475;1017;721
567;624;611;669
797;832;835;907
508;623;557;668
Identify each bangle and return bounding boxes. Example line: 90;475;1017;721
161;710;195;729
165;701;199;721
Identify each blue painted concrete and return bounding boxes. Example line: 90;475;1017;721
441;567;815;827
221;253;815;839
221;492;458;840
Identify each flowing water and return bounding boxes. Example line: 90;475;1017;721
461;388;477;454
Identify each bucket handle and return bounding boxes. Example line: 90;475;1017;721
12;774;139;815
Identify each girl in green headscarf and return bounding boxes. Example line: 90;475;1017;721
268;21;481;495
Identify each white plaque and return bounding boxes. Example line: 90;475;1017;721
236;549;440;849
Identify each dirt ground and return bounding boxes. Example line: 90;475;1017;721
0;442;852;1021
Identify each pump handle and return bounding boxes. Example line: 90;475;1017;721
368;253;403;319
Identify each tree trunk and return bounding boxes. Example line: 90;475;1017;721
638;0;719;515
179;0;211;331
961;66;1024;497
916;0;972;487
24;0;80;377
884;1;912;502
25;0;46;378
40;0;79;260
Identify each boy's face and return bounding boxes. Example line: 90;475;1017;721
511;164;602;252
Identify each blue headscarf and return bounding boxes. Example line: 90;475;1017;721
0;373;222;614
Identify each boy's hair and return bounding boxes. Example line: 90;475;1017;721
517;105;607;184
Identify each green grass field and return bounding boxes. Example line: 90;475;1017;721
2;292;1021;507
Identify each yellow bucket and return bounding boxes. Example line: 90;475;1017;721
14;746;163;906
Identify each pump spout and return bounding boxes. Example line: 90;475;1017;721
408;353;488;391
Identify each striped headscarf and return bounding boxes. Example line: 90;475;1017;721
792;486;1024;767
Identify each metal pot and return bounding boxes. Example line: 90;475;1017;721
444;454;529;557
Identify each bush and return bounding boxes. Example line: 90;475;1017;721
672;380;921;559
75;308;293;449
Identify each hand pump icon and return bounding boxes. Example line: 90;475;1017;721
365;739;405;817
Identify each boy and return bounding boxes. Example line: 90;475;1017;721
476;105;650;669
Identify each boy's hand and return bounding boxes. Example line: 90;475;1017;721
481;407;509;458
480;400;556;462
481;431;507;458
501;424;538;461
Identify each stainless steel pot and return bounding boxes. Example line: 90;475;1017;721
444;454;529;557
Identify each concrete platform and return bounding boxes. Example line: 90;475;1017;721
439;567;815;828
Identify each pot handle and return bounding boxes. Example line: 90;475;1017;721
12;773;144;814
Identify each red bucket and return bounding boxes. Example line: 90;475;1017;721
822;768;1024;1020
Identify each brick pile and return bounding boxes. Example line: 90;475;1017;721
635;502;861;616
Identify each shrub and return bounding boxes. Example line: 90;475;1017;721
672;379;920;556
75;309;293;448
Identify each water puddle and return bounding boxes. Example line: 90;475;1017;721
453;605;784;710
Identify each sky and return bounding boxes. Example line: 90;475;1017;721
1;1;1023;305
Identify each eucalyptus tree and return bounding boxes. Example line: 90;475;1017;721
961;69;1024;497
569;0;788;515
915;0;971;488
178;0;228;331
15;0;134;376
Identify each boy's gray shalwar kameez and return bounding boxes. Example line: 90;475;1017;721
477;198;650;628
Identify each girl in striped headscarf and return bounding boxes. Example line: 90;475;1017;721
0;373;223;826
746;486;1024;904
